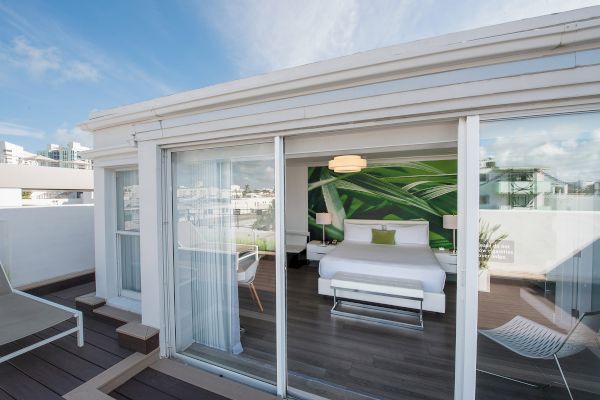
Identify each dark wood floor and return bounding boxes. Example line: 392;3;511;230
192;260;600;400
0;282;226;400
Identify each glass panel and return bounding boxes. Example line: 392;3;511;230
287;156;458;399
116;170;140;295
477;112;600;399
116;170;140;232
171;142;276;384
118;234;141;292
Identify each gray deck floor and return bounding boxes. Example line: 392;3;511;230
0;282;226;400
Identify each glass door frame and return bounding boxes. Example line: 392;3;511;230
161;136;287;397
462;105;600;400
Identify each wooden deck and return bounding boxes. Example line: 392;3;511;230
1;269;598;400
0;282;227;400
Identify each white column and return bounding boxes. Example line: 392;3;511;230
93;167;108;299
274;136;287;397
454;116;480;400
137;141;163;329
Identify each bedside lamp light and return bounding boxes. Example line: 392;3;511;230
316;213;332;246
443;215;458;255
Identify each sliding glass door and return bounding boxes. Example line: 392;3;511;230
170;142;278;386
476;111;600;399
115;170;141;298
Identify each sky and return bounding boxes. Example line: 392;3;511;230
1;0;599;152
480;113;600;182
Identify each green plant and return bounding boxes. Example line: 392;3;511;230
479;220;508;270
22;191;31;199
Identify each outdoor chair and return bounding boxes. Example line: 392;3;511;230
478;312;600;400
0;261;84;363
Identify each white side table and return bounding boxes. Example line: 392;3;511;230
307;240;338;261
433;249;457;274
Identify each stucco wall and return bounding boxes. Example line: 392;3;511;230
0;205;94;288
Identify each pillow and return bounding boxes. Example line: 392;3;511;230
371;229;396;245
344;223;381;242
386;223;429;245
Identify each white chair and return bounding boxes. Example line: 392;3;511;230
478;311;600;399
236;245;263;312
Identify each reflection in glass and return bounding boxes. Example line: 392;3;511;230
477;112;600;399
171;143;276;384
116;170;141;294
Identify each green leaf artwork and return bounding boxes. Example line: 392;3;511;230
308;160;457;248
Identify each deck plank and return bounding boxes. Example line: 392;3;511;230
133;368;229;400
0;363;63;400
111;378;180;400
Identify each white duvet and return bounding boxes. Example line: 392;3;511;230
319;241;446;293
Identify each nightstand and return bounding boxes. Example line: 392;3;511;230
434;249;457;274
307;240;338;261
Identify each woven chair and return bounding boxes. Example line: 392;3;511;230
478;311;600;400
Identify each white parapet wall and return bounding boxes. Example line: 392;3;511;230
0;204;94;288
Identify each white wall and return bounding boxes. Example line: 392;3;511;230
0;164;93;191
284;164;308;236
0;205;94;288
481;209;600;278
0;188;22;207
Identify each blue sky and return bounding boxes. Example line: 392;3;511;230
1;0;598;152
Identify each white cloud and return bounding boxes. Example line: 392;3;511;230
62;61;99;82
12;36;60;76
481;114;600;182
205;0;600;76
54;126;93;148
8;37;100;83
0;122;45;139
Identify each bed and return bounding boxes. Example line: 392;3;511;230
318;219;447;313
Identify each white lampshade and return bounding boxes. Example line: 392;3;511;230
328;155;367;173
316;212;332;225
443;215;457;230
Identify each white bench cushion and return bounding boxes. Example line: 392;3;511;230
331;272;424;299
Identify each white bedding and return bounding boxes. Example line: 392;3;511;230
319;241;446;293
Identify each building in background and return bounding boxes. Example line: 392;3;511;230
0;141;28;164
38;141;92;169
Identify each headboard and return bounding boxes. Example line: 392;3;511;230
343;219;429;227
343;219;430;245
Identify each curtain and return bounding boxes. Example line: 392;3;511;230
119;234;141;292
173;155;242;355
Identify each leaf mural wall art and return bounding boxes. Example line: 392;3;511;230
308;160;458;248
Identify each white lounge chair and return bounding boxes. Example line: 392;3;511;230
0;262;84;363
478;311;600;400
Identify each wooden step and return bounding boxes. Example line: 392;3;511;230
93;305;141;326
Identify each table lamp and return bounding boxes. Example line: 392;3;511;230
443;215;458;255
316;213;332;246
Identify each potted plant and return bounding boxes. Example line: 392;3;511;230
479;220;508;292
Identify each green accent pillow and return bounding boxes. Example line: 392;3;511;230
371;229;396;245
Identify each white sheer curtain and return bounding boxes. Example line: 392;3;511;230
173;154;242;355
116;170;141;293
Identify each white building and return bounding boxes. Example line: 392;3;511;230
81;8;600;400
0;141;26;164
39;141;92;169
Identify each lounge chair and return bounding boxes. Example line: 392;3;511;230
0;261;84;363
478;311;600;400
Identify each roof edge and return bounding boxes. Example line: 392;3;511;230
81;6;600;131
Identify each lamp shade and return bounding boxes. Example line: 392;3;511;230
328;155;367;173
443;215;457;230
316;212;332;225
